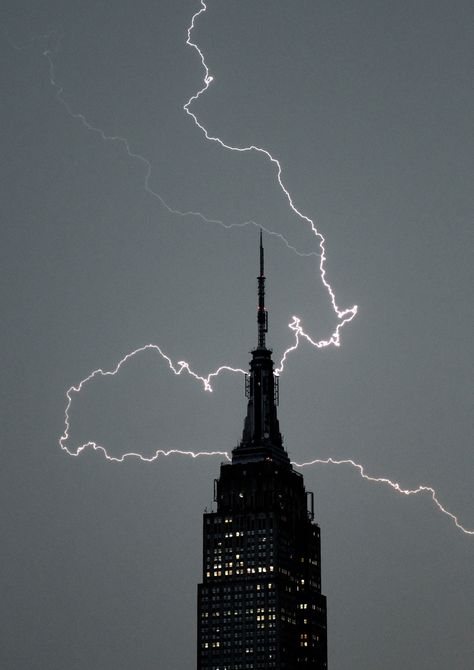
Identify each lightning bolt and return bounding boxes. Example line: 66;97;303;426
5;34;316;263
58;343;473;537
292;458;474;536
8;7;470;539
59;342;245;461
16;1;357;367
59;342;473;538
184;1;357;359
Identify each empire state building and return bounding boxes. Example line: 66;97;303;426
197;233;328;669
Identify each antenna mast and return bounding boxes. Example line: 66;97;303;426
257;230;268;348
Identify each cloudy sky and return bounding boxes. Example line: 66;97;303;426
1;1;473;668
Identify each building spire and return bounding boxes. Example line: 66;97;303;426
231;231;289;465
257;229;268;349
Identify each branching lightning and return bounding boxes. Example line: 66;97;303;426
60;343;245;461
59;341;473;535
9;5;471;538
184;2;357;363
35;1;356;368
58;340;473;537
60;348;474;534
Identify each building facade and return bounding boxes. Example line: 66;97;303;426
197;234;328;669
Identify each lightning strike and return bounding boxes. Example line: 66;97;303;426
10;7;470;540
184;1;358;364
292;457;474;536
60;350;474;537
59;342;245;458
29;36;310;265
59;343;473;537
59;342;474;535
28;0;356;367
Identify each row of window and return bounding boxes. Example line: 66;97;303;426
202;641;277;651
201;621;278;633
206;567;274;578
201;631;277;642
202;582;274;595
206;518;274;531
204;662;276;670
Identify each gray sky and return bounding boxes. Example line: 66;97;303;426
1;1;473;668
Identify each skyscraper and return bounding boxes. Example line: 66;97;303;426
197;233;328;669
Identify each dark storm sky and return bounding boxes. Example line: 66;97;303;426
1;1;473;668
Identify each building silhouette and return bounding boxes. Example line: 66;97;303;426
197;233;327;669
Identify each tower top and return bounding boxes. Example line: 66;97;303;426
257;229;268;350
231;232;289;465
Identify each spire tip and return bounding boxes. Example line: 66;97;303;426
257;231;267;348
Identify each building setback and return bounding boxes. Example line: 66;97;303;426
197;233;328;669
